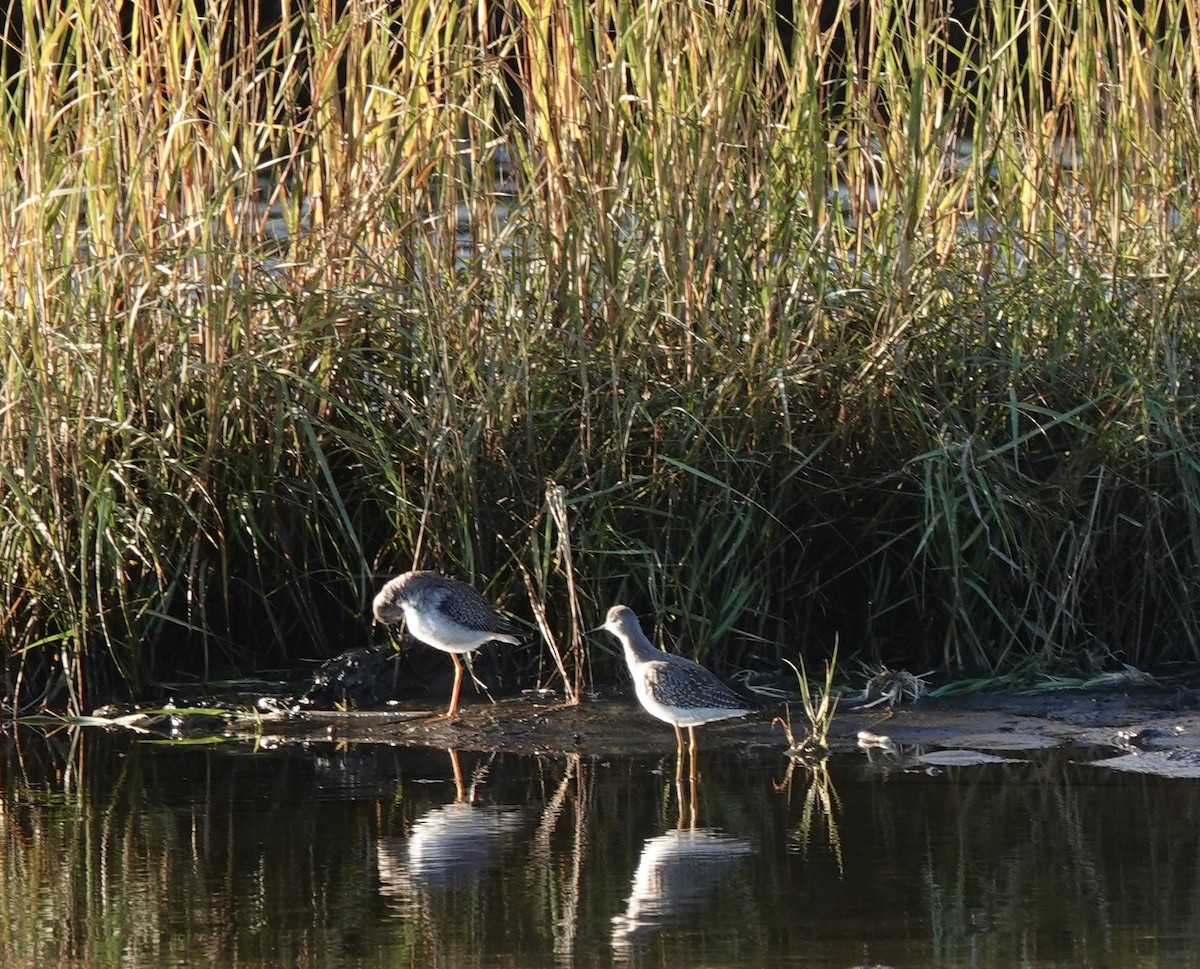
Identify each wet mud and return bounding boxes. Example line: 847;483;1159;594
194;682;1200;777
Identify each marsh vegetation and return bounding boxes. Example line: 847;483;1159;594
3;0;1200;712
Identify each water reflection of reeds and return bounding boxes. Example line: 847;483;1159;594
1;727;399;967
2;729;1199;968
776;759;844;872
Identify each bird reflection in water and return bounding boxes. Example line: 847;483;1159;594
611;764;754;959
376;749;524;906
611;822;755;958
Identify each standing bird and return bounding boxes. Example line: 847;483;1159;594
372;571;522;718
602;605;753;775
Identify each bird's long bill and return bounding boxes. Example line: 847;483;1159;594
374;613;409;651
582;623;621;658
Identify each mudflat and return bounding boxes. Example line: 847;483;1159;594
212;683;1200;777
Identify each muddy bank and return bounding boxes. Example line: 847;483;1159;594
165;682;1200;777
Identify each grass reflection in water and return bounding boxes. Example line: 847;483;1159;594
1;727;1198;968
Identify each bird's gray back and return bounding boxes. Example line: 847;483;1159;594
642;655;750;712
427;576;521;638
375;571;520;639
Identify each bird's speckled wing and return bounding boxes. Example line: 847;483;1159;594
642;656;749;710
433;578;522;638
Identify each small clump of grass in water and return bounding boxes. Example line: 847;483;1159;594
774;644;841;763
774;645;844;869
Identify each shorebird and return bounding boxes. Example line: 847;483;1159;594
602;605;753;775
372;571;522;718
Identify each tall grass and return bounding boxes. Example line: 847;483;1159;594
3;0;1200;711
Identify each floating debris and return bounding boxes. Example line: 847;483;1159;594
1091;750;1200;778
856;729;897;752
916;749;1019;767
846;667;931;709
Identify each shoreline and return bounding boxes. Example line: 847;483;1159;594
78;683;1200;778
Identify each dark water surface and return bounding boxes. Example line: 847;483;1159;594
2;726;1199;968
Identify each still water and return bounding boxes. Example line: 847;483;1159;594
1;725;1198;968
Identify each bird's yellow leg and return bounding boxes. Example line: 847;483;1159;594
446;654;464;718
448;748;465;801
688;771;699;828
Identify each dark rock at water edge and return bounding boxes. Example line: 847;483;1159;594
298;645;402;710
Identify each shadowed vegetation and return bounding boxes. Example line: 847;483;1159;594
3;0;1200;712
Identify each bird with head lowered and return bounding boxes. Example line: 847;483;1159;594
373;570;522;718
